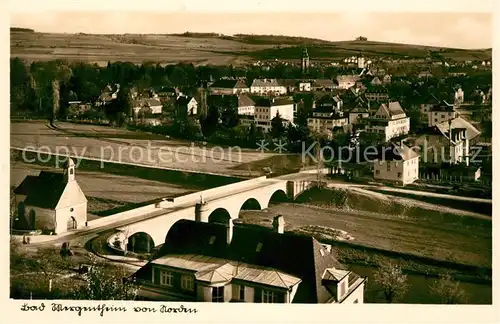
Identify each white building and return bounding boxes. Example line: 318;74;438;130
298;81;312;92
427;101;459;127
250;79;287;96
373;143;420;185
366;102;410;142
307;106;349;139
236;94;256;116
336;75;360;89
254;98;294;132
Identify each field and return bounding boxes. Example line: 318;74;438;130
10;161;204;217
239;187;492;269
11;121;287;177
10;30;492;65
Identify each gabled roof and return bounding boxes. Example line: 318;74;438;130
376;143;420;161
312;79;336;88
146;98;162;107
378;101;405;117
134;219;347;303
13;170;87;209
237;94;255;107
435;117;481;141
210;79;248;89
176;96;196;105
251;79;283;87
430;101;455;112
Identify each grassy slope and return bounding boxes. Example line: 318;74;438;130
239;187;492;272
10;31;492;65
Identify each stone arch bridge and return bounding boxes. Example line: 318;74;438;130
108;175;317;253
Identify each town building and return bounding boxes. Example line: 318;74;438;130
13;158;87;234
236;94;256;116
364;85;389;102
427;101;459;127
307;106;348;139
373;142;420;185
250;79;287;96
131;216;366;303
336;75;360;90
301;47;310;74
365;102;410;142
132;98;163;116
254;98;295;132
415;117;480;166
311;79;337;92
347;102;370;125
454;86;465;105
210;79;250;95
175;96;198;118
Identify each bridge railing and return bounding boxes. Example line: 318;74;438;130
173;176;268;205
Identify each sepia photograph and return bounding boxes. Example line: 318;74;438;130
4;0;498;322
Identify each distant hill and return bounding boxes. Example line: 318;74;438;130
10;30;492;66
10;27;35;33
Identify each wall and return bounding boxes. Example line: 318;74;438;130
341;281;365;304
54;201;87;234
25;206;56;233
373;159;405;183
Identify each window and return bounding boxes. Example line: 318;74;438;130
262;290;277;303
181;275;194;291
69;168;74;175
397;172;402;178
434;118;438;122
353;299;359;304
387;162;391;172
160;271;173;287
375;170;380;175
212;286;224;302
239;285;245;301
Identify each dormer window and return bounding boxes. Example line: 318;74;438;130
256;242;263;252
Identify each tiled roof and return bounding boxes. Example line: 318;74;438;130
210;79;248;89
251;79;284;87
134;219;347;303
14;171;67;209
176;96;195;105
430;101;455;112
312;79;335;88
435;117;481;141
146;98;162;107
376;143;420;161
254;98;294;107
237;94;255;107
380;101;405;117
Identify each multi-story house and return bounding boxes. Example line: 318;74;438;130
454;86;465;105
427;101;458;127
364;85;389;102
312;79;337;92
365;101;410;142
382;74;392;84
250;79;287;96
347;102;370;125
210;79;250;95
307;106;348;139
131;216;367;303
415;117;480;166
336;75;360;90
254;98;294;132
373;142;420;185
236;94;255;116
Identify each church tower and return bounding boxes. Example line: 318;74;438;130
63;157;76;182
301;47;310;75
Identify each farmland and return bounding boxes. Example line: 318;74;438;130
10;121;287;177
10;30;492;65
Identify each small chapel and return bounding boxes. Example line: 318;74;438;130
13;158;88;235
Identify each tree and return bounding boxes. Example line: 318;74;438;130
373;262;409;303
72;255;138;300
270;113;285;139
430;273;467;304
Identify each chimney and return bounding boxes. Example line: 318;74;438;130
272;215;285;234
226;218;234;245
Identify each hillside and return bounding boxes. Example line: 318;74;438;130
10;29;492;66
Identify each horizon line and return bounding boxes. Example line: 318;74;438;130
9;27;493;52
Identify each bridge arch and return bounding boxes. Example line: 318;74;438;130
208;208;231;225
126;231;155;254
268;189;289;206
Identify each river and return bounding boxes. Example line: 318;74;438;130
349;264;492;304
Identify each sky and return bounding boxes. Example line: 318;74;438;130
8;0;494;49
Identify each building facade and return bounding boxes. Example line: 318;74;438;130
254;98;294;132
132;216;366;303
13;158;87;234
427;101;458;127
250;79;287;96
365;102;410;142
373;143;420;185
